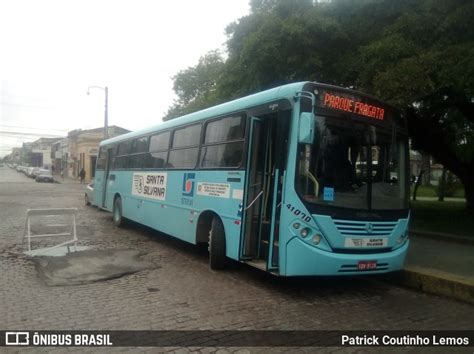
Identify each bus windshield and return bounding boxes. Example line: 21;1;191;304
297;115;408;211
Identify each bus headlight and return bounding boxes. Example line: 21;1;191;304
312;234;321;245
300;227;311;238
293;222;301;230
397;232;408;244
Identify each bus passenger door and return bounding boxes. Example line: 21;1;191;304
241;117;265;259
241;111;289;272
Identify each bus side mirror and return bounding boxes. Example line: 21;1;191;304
298;112;315;144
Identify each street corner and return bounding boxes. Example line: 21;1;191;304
379;264;474;306
32;249;161;286
399;266;474;305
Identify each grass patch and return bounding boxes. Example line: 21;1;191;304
410;185;437;198
452;188;466;198
410;185;465;198
410;201;473;237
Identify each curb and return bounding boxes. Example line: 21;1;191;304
385;266;474;305
410;229;474;246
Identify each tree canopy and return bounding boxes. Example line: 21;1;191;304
165;0;474;209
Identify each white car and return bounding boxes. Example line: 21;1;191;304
35;169;54;183
31;167;42;179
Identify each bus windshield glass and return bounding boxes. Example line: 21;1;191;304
297;115;408;210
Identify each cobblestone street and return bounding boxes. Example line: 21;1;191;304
1;166;473;352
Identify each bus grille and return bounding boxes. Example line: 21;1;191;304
332;248;392;254
333;219;397;237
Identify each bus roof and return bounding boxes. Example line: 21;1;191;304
100;81;401;146
100;81;309;146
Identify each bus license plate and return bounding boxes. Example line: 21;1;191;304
358;261;377;270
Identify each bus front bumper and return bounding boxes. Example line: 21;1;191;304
284;237;409;276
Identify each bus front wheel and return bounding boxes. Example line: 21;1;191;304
113;197;126;227
209;217;226;270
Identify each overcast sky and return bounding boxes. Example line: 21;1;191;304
0;0;250;157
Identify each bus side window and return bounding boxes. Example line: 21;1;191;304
96;147;106;170
129;136;149;169
146;131;170;169
201;115;245;168
168;124;201;169
113;141;132;169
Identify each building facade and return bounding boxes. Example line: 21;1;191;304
51;138;70;177
19;138;57;168
67;126;129;182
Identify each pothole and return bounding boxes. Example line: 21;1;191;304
33;249;160;286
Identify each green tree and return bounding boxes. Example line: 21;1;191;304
166;0;474;209
351;0;474;209
164;50;225;120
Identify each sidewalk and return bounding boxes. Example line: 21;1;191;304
385;230;474;305
54;176;90;185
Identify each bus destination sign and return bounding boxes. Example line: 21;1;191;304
319;91;385;121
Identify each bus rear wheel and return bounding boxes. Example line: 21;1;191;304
209;217;226;270
113;197;126;227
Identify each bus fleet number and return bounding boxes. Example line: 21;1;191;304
286;203;312;223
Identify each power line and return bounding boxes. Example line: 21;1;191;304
0;89;49;100
0;130;63;138
0;124;69;133
0;101;53;110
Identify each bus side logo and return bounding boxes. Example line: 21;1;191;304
134;175;144;193
182;173;195;197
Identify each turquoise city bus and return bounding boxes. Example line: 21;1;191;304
92;82;410;276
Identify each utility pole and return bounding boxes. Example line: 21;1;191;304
87;85;109;140
104;86;108;140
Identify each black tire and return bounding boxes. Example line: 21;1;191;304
209;216;226;270
113;197;126;227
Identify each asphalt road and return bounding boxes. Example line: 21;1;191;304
0;166;473;353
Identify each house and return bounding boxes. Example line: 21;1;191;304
21;138;57;168
67;126;130;182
